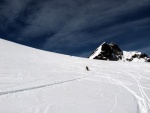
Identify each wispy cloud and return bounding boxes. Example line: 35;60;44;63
0;0;150;57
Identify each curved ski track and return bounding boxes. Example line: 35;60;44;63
96;70;150;113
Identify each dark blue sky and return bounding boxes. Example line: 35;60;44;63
0;0;150;57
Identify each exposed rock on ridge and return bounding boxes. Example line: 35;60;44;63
89;42;150;62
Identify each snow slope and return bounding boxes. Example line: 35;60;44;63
0;38;150;113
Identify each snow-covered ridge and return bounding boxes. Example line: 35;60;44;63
0;39;150;113
89;42;104;59
89;42;150;62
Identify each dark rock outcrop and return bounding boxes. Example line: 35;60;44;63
127;53;150;62
89;42;150;62
90;42;123;61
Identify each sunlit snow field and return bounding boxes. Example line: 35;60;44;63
0;39;150;113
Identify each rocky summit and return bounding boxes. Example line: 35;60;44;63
89;42;150;62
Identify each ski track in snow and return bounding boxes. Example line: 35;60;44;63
43;105;50;113
0;70;98;96
92;69;150;113
109;86;121;113
121;70;150;113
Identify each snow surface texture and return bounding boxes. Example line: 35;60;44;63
0;39;150;113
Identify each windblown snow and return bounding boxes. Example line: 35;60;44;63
0;39;150;113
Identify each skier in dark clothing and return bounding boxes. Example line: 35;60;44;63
86;66;89;71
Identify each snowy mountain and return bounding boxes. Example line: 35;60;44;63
89;42;150;62
0;39;150;113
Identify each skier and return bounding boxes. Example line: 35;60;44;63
86;66;89;71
